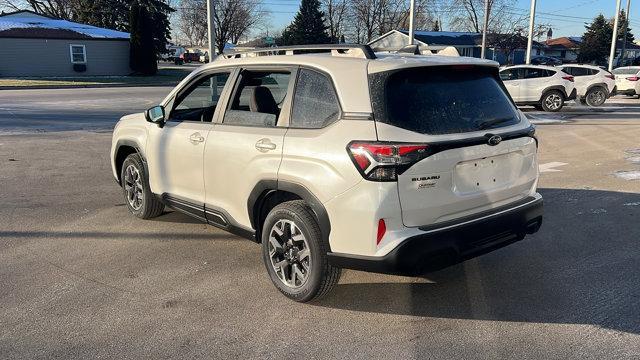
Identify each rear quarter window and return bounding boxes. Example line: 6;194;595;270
369;66;521;135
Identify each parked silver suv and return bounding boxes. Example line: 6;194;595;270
111;45;543;302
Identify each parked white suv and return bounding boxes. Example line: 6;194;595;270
558;64;615;106
111;45;543;302
500;65;576;112
612;66;640;97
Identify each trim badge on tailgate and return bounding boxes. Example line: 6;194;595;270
412;175;440;189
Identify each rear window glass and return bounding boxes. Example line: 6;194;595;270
613;68;640;75
370;66;520;135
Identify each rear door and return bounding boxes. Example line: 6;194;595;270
520;67;551;102
370;65;538;227
203;67;294;229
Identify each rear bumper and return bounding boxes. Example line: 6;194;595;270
328;195;543;275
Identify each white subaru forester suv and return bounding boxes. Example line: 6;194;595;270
111;45;543;302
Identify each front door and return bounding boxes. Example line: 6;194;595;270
203;67;295;230
146;70;232;217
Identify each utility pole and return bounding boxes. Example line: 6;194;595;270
609;0;623;71
525;0;537;64
620;0;631;66
206;0;216;61
481;0;490;59
408;0;416;45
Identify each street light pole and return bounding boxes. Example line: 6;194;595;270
620;0;631;66
481;0;490;59
408;0;415;45
609;0;623;71
206;0;216;61
525;0;537;64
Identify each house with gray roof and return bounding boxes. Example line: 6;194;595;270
0;10;130;76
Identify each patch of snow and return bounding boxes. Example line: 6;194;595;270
613;170;640;181
0;16;128;39
623;202;640;206
625;156;640;164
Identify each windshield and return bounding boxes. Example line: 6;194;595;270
369;66;520;135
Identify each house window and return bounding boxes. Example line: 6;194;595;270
70;45;86;64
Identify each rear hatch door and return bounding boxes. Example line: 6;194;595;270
370;65;539;227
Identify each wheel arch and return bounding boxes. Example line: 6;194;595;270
114;139;146;185
248;180;331;246
539;85;567;101
586;82;609;94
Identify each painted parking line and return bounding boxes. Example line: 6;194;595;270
539;162;568;173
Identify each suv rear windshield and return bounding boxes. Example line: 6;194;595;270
369;66;520;135
612;67;640;75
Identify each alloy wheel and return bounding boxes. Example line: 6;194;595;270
124;164;143;210
586;90;606;106
268;219;311;288
545;93;562;110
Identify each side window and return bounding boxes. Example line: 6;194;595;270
562;67;574;76
524;68;542;79
290;69;341;129
500;69;516;81
70;44;86;64
171;72;230;122
571;67;590;77
223;70;291;127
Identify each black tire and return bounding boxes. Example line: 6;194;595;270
584;87;607;107
540;90;564;112
261;200;341;302
120;153;164;219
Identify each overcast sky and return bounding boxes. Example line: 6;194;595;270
264;0;638;38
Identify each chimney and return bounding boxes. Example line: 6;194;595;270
547;28;553;41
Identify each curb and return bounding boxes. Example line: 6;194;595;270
0;82;179;90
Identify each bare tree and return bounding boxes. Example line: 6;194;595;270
1;0;77;19
322;0;348;42
175;0;263;52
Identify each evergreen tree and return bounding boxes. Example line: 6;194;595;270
578;14;613;65
281;0;330;45
616;10;635;43
129;1;157;75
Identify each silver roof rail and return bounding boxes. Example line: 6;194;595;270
221;44;377;60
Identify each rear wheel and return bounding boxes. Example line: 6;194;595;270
585;87;607;106
120;153;164;219
541;90;564;112
261;200;341;302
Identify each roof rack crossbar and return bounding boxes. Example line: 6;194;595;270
221;44;377;60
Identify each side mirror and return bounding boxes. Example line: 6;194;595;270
145;105;165;127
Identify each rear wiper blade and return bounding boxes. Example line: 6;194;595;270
478;117;515;130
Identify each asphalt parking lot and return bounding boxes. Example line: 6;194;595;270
1;88;639;359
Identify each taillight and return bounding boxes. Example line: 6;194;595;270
376;219;386;245
626;76;639;81
562;75;574;82
347;142;430;181
605;74;615;80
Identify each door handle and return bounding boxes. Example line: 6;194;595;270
189;132;205;144
255;138;277;152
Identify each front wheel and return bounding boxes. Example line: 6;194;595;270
262;200;341;302
120;153;164;219
585;87;607;107
541;90;564;112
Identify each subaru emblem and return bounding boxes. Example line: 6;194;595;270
487;135;502;146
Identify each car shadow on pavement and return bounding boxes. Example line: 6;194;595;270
150;210;205;224
317;188;640;335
